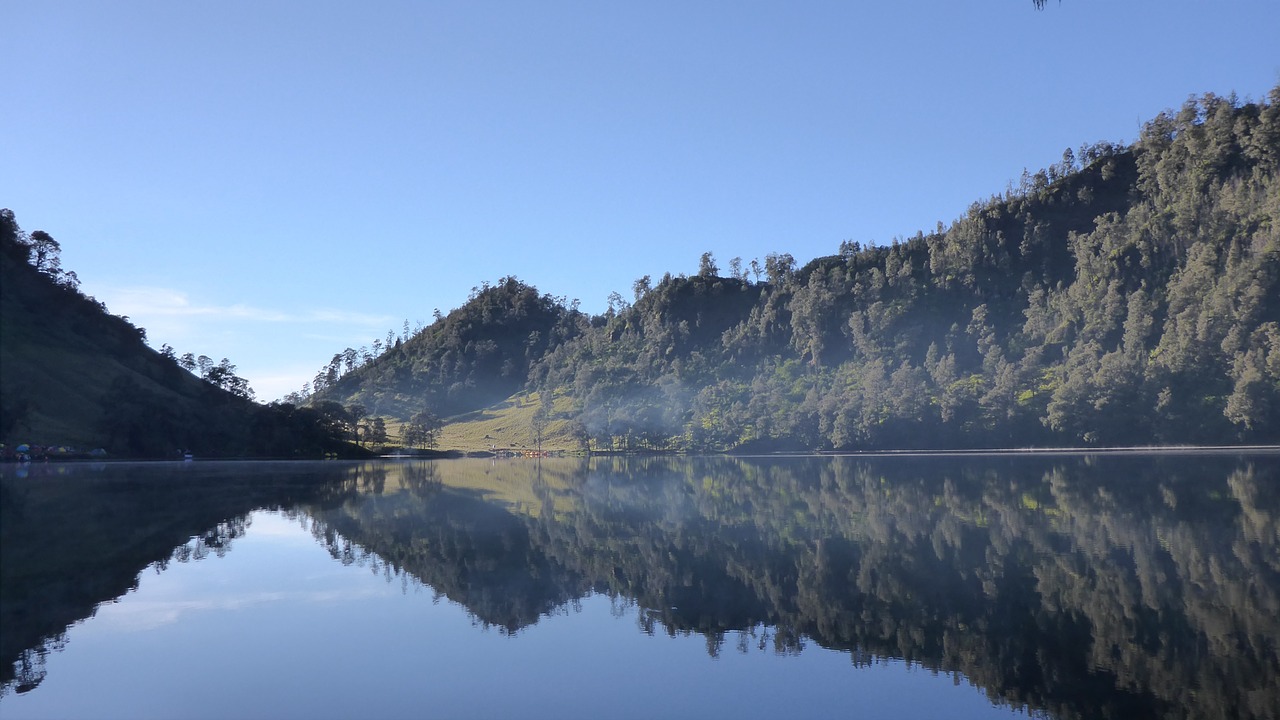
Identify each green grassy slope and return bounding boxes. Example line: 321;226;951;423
384;390;584;453
1;234;359;459
0;248;217;449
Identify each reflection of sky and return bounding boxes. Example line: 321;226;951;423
84;513;399;633
3;511;1030;720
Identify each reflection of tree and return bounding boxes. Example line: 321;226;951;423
0;462;356;696
307;482;589;633
306;454;1279;720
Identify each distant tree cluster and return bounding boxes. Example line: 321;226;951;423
156;345;256;400
401;410;442;449
0;210;81;292
285;319;426;404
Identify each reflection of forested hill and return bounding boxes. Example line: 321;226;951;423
0;462;355;695
310;455;1280;720
307;463;590;632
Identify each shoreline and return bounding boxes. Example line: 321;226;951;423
755;444;1280;458
4;444;1276;466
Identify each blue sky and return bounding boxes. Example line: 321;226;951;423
4;1;1278;401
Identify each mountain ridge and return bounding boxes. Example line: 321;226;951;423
313;87;1279;451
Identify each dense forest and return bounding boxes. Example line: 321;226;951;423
318;87;1280;450
0;212;361;458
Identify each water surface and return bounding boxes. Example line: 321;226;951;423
2;453;1276;719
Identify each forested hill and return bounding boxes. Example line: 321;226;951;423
0;211;357;458
311;277;586;419
324;88;1280;450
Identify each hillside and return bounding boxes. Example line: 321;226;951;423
315;87;1279;451
0;212;356;458
313;276;584;420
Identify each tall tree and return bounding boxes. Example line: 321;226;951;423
531;391;553;452
27;231;61;276
698;252;719;277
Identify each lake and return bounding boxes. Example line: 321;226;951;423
1;452;1276;719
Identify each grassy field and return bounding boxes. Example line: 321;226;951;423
386;390;585;453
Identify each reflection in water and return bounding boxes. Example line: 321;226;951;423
301;454;1280;720
2;454;1277;719
0;461;356;695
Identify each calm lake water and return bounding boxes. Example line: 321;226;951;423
1;453;1276;719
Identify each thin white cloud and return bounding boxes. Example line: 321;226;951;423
95;587;389;632
98;286;394;327
309;309;398;326
300;332;394;344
